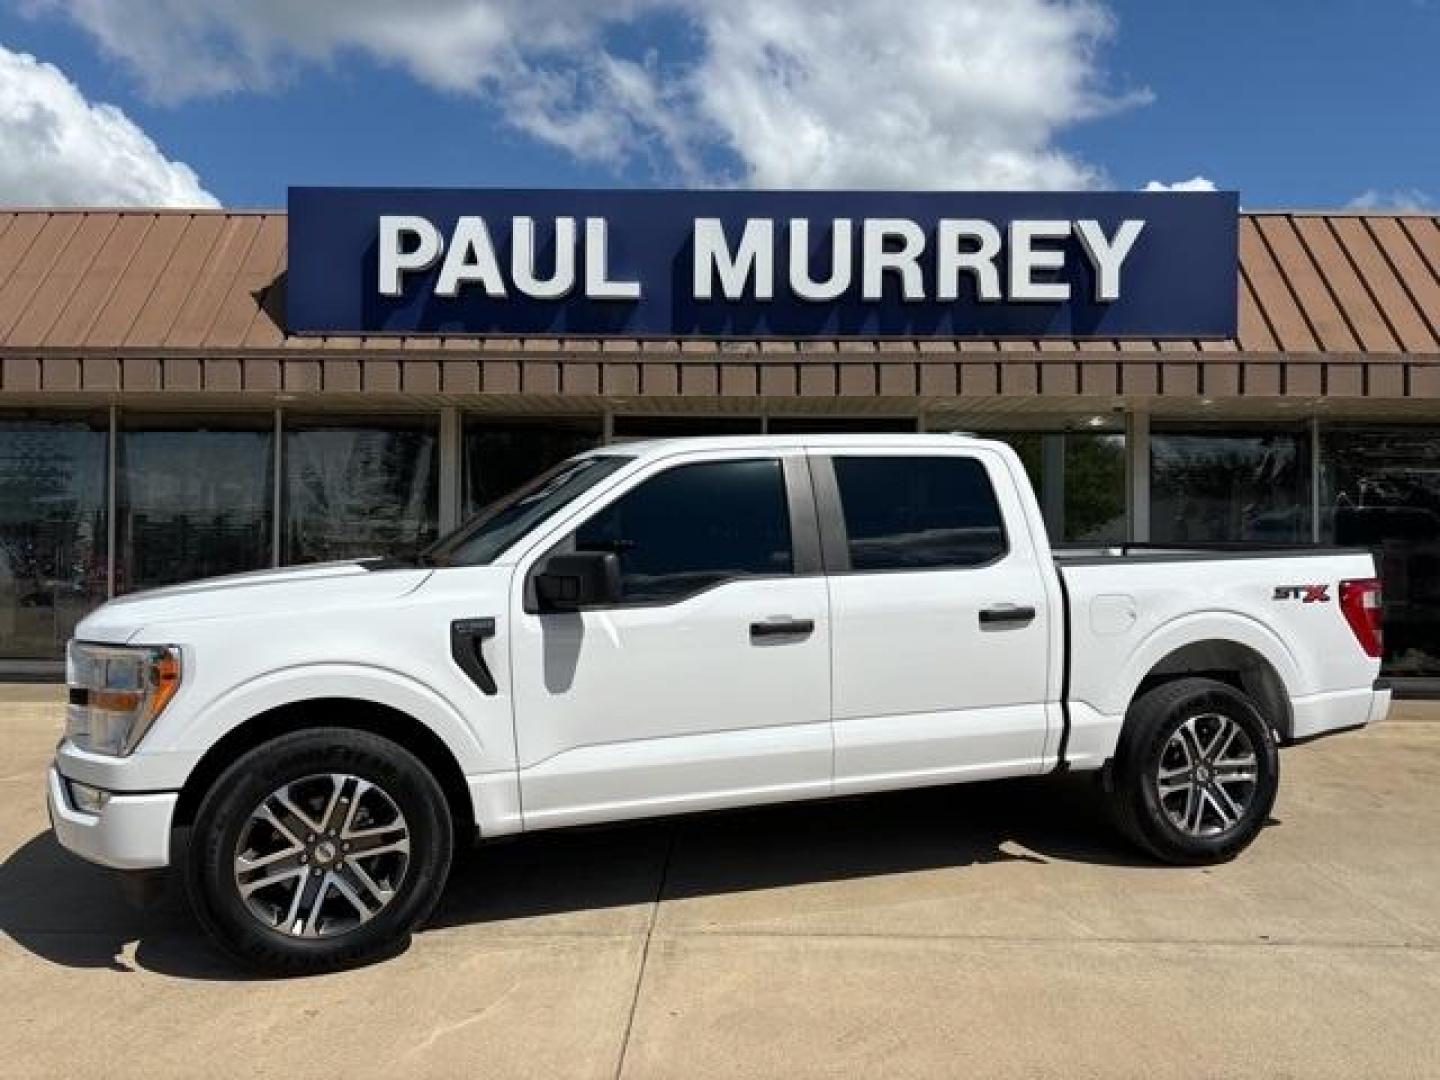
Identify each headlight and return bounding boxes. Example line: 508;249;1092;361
65;642;182;757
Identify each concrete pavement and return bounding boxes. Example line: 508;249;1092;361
2;694;1438;1079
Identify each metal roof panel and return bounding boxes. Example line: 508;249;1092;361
0;208;1433;359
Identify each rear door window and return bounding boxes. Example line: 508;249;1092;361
831;455;1007;571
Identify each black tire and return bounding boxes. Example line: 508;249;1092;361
183;727;453;975
1108;677;1279;865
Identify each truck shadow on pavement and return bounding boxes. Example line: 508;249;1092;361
0;772;1248;980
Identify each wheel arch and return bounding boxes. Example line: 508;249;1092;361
1131;639;1294;742
171;697;476;844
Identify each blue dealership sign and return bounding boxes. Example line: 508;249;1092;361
286;187;1238;338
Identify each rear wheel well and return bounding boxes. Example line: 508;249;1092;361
1132;640;1293;742
171;698;475;844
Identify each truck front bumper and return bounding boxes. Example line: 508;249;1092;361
47;766;177;871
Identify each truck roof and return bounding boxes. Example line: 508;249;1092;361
592;432;998;461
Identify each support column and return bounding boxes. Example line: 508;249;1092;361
438;407;462;534
1309;416;1322;544
271;407;284;567
1041;433;1066;540
1126;409;1150;543
106;404;118;597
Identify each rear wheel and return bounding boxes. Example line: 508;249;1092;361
184;727;453;975
1108;677;1279;865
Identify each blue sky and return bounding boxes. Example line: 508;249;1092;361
1077;0;1438;208
0;0;1434;210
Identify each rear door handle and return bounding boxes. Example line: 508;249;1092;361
978;604;1036;626
750;616;815;641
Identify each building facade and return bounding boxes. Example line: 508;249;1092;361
0;205;1437;685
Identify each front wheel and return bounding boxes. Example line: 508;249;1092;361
183;727;453;974
1108;677;1279;865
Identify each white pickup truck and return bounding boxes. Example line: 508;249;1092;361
50;434;1390;972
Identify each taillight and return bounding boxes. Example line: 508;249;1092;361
1339;577;1383;659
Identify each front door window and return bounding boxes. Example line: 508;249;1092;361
573;458;793;603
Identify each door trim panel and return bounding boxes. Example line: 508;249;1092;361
832;703;1056;796
518;720;833;828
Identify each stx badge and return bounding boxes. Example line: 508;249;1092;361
1274;585;1331;603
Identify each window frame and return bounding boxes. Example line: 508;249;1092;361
1148;421;1313;546
523;452;822;612
115;412;277;594
810;451;1012;575
460;413;605;520
280;412;442;565
0;410;111;662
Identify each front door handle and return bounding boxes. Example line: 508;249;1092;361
451;617;498;695
749;616;815;641
978;604;1036;626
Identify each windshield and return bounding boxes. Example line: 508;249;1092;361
423;454;633;567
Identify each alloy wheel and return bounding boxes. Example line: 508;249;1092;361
1155;712;1259;837
233;773;411;938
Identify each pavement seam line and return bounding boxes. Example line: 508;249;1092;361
647;929;1440;951
11;927;1436;951
613;824;677;1080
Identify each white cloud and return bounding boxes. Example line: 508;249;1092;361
690;0;1149;189
1347;187;1432;211
1143;176;1216;192
26;0;1149;190
0;44;217;206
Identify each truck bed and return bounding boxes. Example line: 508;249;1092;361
1050;542;1382;769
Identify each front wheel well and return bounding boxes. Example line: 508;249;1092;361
171;698;476;843
1131;640;1293;742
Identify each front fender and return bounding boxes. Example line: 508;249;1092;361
164;662;487;775
57;662;492;801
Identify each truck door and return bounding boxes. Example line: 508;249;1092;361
813;448;1053;793
508;450;831;828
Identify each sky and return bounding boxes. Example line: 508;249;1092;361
0;0;1434;210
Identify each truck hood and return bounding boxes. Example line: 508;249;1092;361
76;560;434;643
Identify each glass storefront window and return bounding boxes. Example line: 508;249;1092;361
462;416;603;518
1063;433;1127;542
283;416;439;564
1321;427;1440;677
0;414;108;659
117;415;274;593
994;432;1044;486
1151;427;1311;544
985;431;1127;543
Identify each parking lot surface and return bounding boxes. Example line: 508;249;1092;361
3;690;1438;1079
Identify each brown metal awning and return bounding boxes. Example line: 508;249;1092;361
0;208;1436;407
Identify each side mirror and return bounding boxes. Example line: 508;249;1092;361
534;550;622;612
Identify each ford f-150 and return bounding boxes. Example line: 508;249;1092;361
48;435;1391;972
